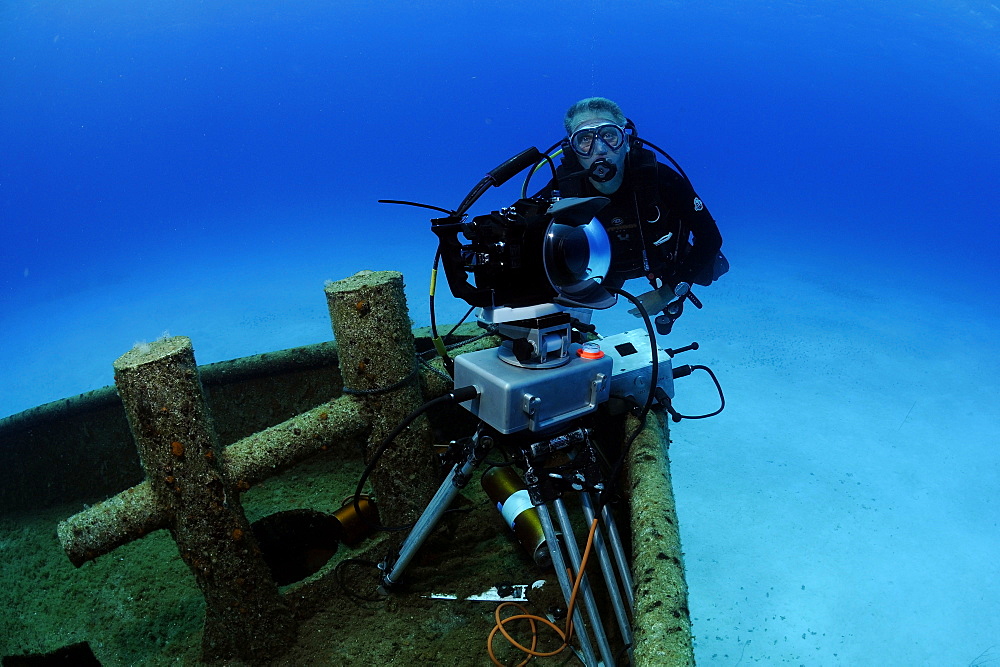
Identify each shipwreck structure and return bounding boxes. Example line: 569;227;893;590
1;270;693;666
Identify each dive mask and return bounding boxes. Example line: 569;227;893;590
569;123;627;157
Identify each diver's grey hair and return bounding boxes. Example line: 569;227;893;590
563;97;627;134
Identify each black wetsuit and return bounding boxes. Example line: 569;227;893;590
538;148;724;290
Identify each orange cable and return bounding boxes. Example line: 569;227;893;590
487;517;600;665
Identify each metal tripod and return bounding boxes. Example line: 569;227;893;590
378;424;635;666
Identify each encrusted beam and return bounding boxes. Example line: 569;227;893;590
626;411;695;666
57;395;369;567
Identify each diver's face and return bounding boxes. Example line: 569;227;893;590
569;114;628;193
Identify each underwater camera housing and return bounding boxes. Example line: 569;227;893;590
431;195;616;312
425;150;630;434
433;194;620;434
391;144;686;434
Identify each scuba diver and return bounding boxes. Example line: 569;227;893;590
536;97;727;292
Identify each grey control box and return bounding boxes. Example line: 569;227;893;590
600;329;675;404
454;345;612;434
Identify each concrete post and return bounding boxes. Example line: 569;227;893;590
57;395;369;567
111;336;295;662
324;270;438;528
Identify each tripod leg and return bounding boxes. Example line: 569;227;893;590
580;492;634;661
553;498;616;666
380;447;482;590
536;502;600;667
600;501;635;609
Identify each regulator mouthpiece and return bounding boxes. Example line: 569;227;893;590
588;159;617;183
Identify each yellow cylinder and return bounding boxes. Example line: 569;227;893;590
481;465;550;568
332;496;380;546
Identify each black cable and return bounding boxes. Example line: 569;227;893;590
633;137;692;185
341;362;419;396
377;199;454;215
600;286;658;509
428;248;456;377
334;558;386;604
352;387;479;532
430;248;441;339
669;364;725;420
352;394;453;532
605;286;658;419
444;305;477;340
456;179;492;217
520;146;559;199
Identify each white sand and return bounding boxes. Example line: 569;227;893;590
662;243;999;665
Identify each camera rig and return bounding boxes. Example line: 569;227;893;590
375;144;723;665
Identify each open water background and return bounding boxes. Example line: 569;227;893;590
2;2;998;664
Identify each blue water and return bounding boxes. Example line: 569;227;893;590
2;1;998;664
